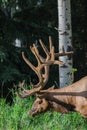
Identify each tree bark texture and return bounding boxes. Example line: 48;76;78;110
58;0;73;87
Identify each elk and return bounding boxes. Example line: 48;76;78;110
16;36;87;118
30;76;87;118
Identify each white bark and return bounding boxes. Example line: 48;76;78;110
58;0;73;87
15;38;22;47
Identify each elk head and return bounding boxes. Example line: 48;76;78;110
30;98;49;116
29;96;71;117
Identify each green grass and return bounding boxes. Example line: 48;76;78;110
0;97;87;130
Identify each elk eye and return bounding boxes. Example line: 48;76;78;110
38;100;42;104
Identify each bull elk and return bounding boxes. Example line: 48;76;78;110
30;76;87;118
16;36;87;118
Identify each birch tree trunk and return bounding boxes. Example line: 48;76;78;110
57;0;73;87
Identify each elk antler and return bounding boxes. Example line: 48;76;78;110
17;36;73;98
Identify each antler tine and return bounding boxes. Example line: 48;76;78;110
30;45;41;66
17;85;42;98
49;36;53;51
22;52;36;72
15;80;43;98
49;36;54;60
49;36;64;65
54;45;73;57
22;51;43;88
39;39;50;60
42;66;49;87
32;44;46;63
30;44;45;64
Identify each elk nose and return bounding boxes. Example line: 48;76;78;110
29;110;33;116
29;108;38;117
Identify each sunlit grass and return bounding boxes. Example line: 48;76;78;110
0;96;87;130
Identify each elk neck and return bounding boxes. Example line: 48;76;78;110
38;87;76;110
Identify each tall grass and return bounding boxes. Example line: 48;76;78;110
0;96;87;130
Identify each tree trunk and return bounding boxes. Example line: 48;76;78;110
57;0;73;87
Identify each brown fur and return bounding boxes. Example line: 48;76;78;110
30;76;87;118
30;98;69;116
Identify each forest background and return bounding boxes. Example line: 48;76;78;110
0;0;87;102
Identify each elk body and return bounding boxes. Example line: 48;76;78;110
16;36;87;118
30;76;87;118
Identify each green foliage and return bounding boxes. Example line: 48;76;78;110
0;0;58;89
0;45;22;83
0;66;21;82
72;68;77;73
0;46;8;63
0;96;87;130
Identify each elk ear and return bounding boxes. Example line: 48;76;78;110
36;98;46;105
41;98;49;110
